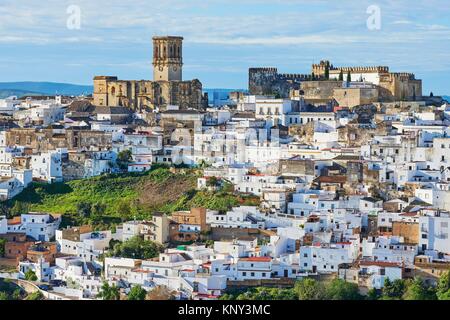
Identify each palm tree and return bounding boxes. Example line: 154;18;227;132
98;282;120;300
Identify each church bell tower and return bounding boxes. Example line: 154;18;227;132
152;36;183;81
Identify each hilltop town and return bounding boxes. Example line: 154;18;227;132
1;35;450;301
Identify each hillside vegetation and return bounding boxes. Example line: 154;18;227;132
3;166;259;229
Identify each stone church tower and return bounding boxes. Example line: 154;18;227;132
152;36;183;81
93;35;207;111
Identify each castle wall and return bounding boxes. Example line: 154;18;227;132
379;73;422;101
299;81;344;100
333;87;379;108
248;68;310;98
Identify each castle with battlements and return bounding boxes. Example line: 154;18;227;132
249;60;422;102
93;36;207;112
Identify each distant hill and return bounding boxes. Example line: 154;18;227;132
204;88;247;96
0;89;45;99
204;88;247;104
443;96;449;102
0;82;93;97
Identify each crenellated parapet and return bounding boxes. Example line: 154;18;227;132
389;72;417;79
249;67;278;74
278;73;311;80
332;66;390;73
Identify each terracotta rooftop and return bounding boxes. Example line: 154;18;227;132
7;217;21;225
315;176;347;183
359;261;402;268
239;257;272;262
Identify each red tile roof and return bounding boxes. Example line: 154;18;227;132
7;217;21;225
239;257;271;262
359;261;402;267
315;176;347;183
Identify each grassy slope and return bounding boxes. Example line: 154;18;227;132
6;167;260;228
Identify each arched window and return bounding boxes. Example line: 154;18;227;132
177;46;180;57
163;46;166;58
111;87;116;96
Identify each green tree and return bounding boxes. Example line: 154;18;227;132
0;238;6;257
295;278;326;300
117;150;133;170
98;282;120;300
324;63;330;80
366;288;380;300
0;291;9;300
346;71;351;83
402;278;436;300
77;201;92;218
25;291;44;300
338;70;344;81
235;287;297;300
110;236;163;260
24;270;38;282
437;271;450;300
128;285;147;300
117;201;132;220
380;278;406;300
10;201;29;216
91;202;106;217
274;92;281;99
12;289;22;300
206;176;219;188
325;279;362;300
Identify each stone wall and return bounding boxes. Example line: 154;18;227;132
392;221;419;244
93;78;206;111
333;87;379;108
248;67;310;98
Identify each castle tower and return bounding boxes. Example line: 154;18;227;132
152;36;183;81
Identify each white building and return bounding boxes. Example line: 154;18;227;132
56;229;112;262
19;213;61;241
206;207;265;229
0;166;33;200
300;242;358;274
255;98;293;126
419;212;450;255
31;151;63;183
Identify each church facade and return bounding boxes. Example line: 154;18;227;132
93;36;207;111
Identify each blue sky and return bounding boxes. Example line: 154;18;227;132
0;0;450;94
